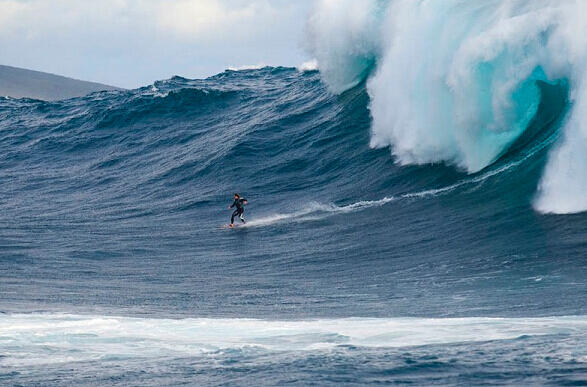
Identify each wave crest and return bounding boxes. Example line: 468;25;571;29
308;0;587;214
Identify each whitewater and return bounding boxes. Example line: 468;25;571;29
1;0;586;385
2;314;586;365
308;0;587;214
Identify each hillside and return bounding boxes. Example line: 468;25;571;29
0;65;123;101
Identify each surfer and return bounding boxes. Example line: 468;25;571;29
228;193;247;227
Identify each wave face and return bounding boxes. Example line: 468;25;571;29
0;67;586;318
308;0;587;214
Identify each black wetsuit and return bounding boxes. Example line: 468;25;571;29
230;198;247;224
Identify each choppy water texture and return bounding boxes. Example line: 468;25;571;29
2;2;587;382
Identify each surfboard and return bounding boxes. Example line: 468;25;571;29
220;223;242;229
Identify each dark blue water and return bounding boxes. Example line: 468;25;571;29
1;68;586;386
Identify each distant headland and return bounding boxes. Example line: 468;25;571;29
0;65;123;101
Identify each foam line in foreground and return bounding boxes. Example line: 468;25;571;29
1;314;585;366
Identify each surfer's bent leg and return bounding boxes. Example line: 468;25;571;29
231;209;240;224
239;209;245;223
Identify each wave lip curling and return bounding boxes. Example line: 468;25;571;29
307;0;587;214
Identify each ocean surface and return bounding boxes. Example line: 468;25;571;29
2;1;587;385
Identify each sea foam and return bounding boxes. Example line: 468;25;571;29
1;313;585;366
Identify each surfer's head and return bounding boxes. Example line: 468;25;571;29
234;193;240;199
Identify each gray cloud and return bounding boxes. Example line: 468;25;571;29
0;0;313;88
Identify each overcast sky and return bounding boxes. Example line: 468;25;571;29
0;0;314;88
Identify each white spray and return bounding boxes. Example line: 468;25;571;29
307;0;587;214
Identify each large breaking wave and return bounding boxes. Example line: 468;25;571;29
307;0;587;214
